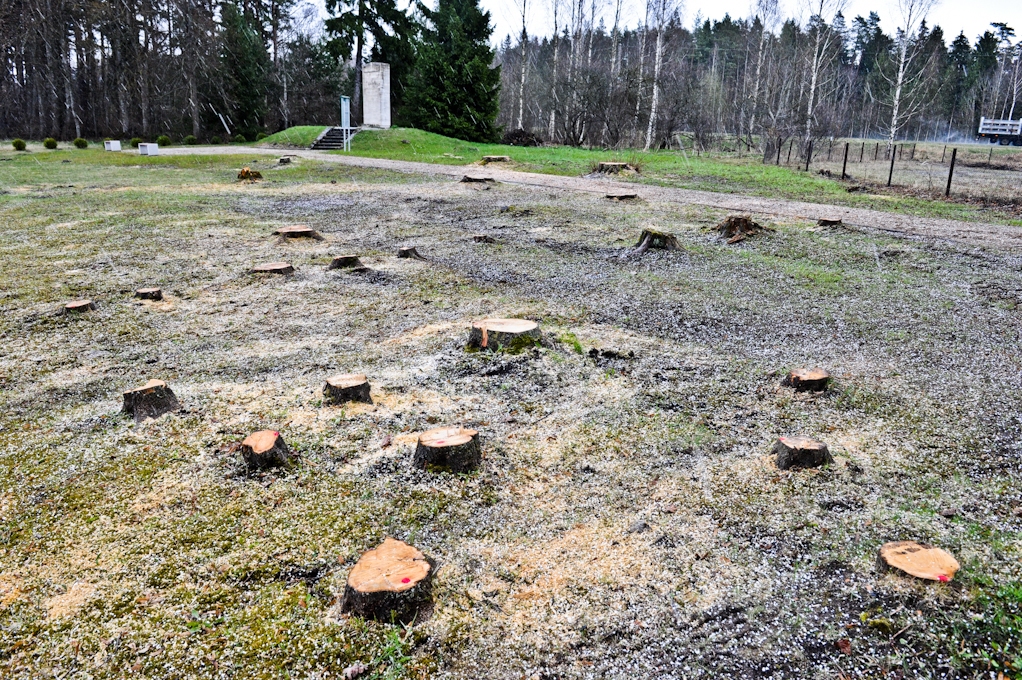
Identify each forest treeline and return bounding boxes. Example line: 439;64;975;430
1;0;1019;152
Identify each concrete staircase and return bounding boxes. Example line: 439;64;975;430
311;126;358;150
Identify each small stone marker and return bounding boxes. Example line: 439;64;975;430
340;538;434;623
273;225;323;240
481;155;511;164
774;436;832;469
783;368;830;392
607;193;638;201
468;318;541;351
324;374;372;404
596;161;633;173
472;234;496;243
396;246;425;260
134;287;163;301
817;217;843;227
460;175;495;184
414;426;482;472
241;430;293;470
877;541;960;582
328;255;364;270
250;262;294;275
122;379;180;422
64;299;96;314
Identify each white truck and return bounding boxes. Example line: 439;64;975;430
977;117;1022;145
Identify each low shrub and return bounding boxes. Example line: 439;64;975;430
130;137;143;148
234;134;247;143
12;139;26;151
256;132;269;141
73;138;88;149
210;135;222;145
43;138;58;149
156;135;171;146
501;129;543;147
183;135;198;145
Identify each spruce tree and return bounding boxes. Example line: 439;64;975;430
220;3;271;139
406;0;501;142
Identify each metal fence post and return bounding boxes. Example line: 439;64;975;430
887;146;896;186
841;142;849;180
805;140;813;172
945;148;957;197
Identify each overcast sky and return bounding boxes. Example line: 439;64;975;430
481;0;1018;46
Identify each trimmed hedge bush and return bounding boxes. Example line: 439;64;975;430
156;135;171;146
12;139;26;151
183;135;198;145
210;135;222;145
233;134;247;143
130;137;143;148
73;138;88;149
256;132;268;141
43;138;58;149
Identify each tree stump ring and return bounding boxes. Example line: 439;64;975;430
877;541;960;582
340;538;434;623
324;374;372;404
397;247;424;260
135;287;163;301
241;430;293;470
774;436;831;469
64;299;96;314
274;225;323;240
328;255;364;270
467;318;540;352
784;368;830;392
122;379;180;422
250;262;294;275
414;426;481;472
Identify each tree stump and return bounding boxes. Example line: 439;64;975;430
328;255;364;270
817;218;844;227
621;230;681;259
460;175;495;183
783;368;831;392
774;436;832;469
607;193;638;201
274;225;324;240
64;299;96;314
278;157;292;165
715;215;769;243
340;538;434;623
472;234;496;243
414;426;481;472
122;379;180;422
877;541;960;582
134;287;163;301
324;374;372;404
481;155;510;164
237;167;262;181
250;262;294;275
241;430;293;470
397;247;426;260
468;318;541;351
596;161;634;173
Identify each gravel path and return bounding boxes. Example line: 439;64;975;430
155;144;1022;249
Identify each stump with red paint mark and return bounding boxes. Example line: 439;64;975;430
877;541;960;582
241;430;293;470
783;368;831;392
397;246;425;260
467;318;540;352
274;225;324;240
774;436;832;469
328;255;364;270
324;374;372;404
122;379;180;422
414;426;481;472
340;538;434;623
135;287;163;301
64;299;96;314
250;262;294;275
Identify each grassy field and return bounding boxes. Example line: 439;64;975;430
258;126;330;148
0;150;1020;679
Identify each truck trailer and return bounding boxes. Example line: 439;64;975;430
977;117;1022;145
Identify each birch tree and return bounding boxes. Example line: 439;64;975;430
644;0;680;150
801;0;847;144
884;0;939;151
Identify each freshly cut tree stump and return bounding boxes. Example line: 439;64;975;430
607;193;638;201
715;215;769;243
481;155;511;164
278;157;292;165
64;299;96;314
397;246;426;260
877;541;960;582
460;175;495;183
340;538;434;623
241;430;293;470
817;218;844;227
122;379;180;422
328;255;365;270
596;161;635;173
274;225;324;240
468;318;541;351
324;374;372;404
773;436;832;469
134;287;163;301
237;167;262;181
783;368;831;392
250;262;294;275
414;426;481;472
472;234;496;243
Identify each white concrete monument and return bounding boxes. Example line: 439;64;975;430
138;143;159;156
362;62;391;129
104;140;122;151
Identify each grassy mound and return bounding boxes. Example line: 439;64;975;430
258;126;329;148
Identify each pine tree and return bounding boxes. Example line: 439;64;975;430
220;3;272;139
405;0;501;142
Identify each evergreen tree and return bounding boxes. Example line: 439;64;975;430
220;3;272;138
405;0;501;142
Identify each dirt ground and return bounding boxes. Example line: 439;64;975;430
0;155;1020;678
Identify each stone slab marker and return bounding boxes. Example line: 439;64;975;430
362;63;391;129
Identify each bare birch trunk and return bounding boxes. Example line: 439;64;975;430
644;27;664;151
